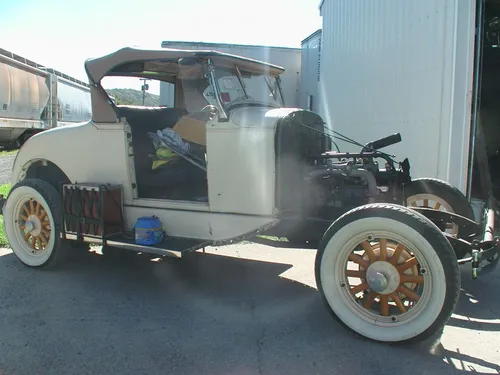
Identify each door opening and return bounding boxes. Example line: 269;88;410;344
469;0;500;202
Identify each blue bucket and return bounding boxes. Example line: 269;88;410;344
134;216;164;245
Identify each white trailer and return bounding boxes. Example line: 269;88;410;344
0;48;91;148
299;29;322;113
159;41;302;108
315;0;500;200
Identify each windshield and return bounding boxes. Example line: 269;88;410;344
206;66;284;110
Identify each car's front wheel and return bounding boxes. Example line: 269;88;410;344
3;179;65;269
315;203;460;344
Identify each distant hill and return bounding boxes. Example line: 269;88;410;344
106;88;160;106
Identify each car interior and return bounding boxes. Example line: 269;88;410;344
112;73;213;203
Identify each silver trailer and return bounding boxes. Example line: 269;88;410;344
56;78;92;124
0;48;91;147
159;41;302;108
299;29;322;113
315;0;500;202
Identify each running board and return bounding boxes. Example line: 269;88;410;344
62;233;211;258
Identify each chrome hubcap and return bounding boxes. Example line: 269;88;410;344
366;261;401;294
24;220;35;233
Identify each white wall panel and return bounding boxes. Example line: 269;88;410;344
318;0;476;193
300;30;322;112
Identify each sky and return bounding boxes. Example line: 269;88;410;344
1;0;322;94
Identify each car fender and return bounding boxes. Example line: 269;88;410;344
10;126;84;186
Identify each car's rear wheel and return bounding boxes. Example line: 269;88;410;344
315;203;460;344
3;179;65;269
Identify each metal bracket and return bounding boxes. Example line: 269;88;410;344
410;207;480;237
470;237;500;279
472;240;481;279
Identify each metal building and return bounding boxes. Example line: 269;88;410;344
316;0;478;194
299;29;322;113
159;41;302;108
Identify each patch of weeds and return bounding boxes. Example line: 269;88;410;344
0;184;11;247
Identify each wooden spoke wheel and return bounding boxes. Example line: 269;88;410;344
315;204;460;344
405;178;476;239
406;193;458;235
346;238;424;317
3;179;65;269
18;198;52;252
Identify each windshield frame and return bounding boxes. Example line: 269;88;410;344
206;59;285;116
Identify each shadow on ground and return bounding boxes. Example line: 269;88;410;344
448;263;500;331
0;246;498;375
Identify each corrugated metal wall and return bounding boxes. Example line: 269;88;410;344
299;30;322;112
159;42;302;108
318;0;477;193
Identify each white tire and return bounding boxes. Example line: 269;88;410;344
3;179;65;269
315;203;460;344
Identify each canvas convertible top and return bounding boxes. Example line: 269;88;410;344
84;46;286;123
84;46;285;84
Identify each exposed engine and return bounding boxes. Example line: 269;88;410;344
299;142;410;220
274;109;410;219
302;154;387;215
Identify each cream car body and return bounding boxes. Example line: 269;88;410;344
2;46;497;346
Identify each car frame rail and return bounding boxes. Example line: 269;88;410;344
411;196;500;279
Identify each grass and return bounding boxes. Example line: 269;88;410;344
0;184;11;247
0;149;18;157
0;148;16;247
256;235;289;242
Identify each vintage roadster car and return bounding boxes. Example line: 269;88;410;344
1;47;498;345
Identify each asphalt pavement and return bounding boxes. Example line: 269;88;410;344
0;243;498;375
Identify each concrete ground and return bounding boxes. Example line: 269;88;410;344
0;242;498;375
0;152;15;185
